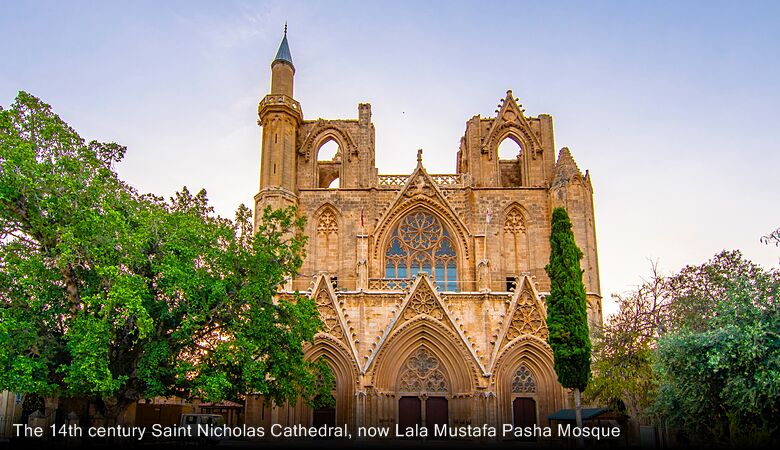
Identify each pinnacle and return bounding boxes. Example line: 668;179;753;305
553;147;583;187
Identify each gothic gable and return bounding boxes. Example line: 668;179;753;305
311;274;359;362
371;155;471;261
364;274;486;381
481;90;544;161
489;275;549;372
299;119;359;161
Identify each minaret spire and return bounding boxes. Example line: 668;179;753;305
273;23;293;68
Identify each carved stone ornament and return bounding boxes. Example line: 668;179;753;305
404;289;443;321
506;291;547;341
315;289;344;341
504;208;526;235
398;348;448;393
317;210;338;235
511;365;536;393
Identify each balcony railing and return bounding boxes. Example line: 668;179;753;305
367;278;411;291
377;174;464;188
284;276;543;294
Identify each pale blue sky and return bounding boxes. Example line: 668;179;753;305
2;1;779;316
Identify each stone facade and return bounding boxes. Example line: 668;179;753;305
246;31;602;438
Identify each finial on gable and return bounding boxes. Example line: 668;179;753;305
417;148;423;165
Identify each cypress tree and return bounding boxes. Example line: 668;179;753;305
545;207;592;440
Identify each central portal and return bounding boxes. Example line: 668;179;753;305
396;347;450;436
398;396;449;436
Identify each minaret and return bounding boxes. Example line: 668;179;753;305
255;24;302;222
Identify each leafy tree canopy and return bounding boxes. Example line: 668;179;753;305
653;251;780;446
587;250;779;446
0;91;329;420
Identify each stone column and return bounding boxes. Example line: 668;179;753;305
477;260;491;292
356;234;369;290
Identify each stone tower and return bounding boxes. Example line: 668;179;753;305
255;26;303;220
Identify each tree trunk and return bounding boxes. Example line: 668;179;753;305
102;396;135;428
575;388;584;448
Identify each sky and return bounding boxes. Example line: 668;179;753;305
2;0;779;317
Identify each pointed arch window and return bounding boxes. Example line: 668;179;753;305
503;206;527;275
317;139;340;161
316;139;341;189
384;209;457;291
317;210;338;235
498;137;523;160
315;208;340;279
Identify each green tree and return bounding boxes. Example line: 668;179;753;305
652;251;780;446
545;207;592;439
0;91;328;422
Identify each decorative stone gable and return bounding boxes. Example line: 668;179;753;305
372;160;471;261
315;287;345;341
506;289;548;341
491;276;550;368
481;90;544;160
364;274;487;379
252;32;600;430
404;285;444;321
310;275;358;361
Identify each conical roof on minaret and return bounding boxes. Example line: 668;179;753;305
273;24;293;68
553;147;584;187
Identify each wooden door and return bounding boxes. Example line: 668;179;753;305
512;397;537;440
425;397;448;438
398;396;422;431
312;406;336;428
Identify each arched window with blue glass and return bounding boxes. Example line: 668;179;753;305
384;209;458;291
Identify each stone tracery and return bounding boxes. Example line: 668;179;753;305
504;207;526;235
317;209;338;235
506;291;548;341
404;288;443;320
315;288;345;342
512;365;537;393
385;209;457;291
250;29;601;431
398;348;448;393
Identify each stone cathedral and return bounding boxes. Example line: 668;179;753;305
245;31;602;438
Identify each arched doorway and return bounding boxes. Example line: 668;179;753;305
312;395;336;428
396;347;449;436
303;337;359;432
511;364;538;440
